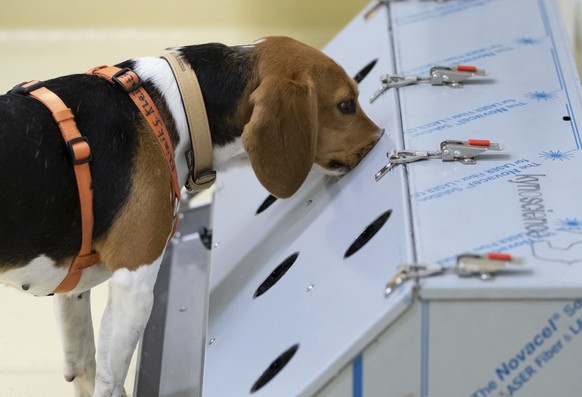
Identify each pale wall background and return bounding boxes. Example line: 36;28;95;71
0;0;580;85
0;0;367;86
0;1;580;396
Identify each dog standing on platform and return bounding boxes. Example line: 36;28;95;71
0;36;380;396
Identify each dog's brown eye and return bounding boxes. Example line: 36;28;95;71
338;99;356;114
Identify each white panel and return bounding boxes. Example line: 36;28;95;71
203;3;416;397
388;0;582;299
312;364;352;397
200;1;582;397
427;300;582;397
360;301;422;397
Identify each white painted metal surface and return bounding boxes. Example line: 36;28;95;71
154;0;582;396
135;204;211;397
203;3;417;396
317;1;582;396
391;0;582;300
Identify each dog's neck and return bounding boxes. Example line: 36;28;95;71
131;48;254;187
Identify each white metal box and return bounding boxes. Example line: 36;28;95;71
144;1;582;396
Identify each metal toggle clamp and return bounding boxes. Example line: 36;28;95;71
455;252;524;280
384;253;524;297
375;139;503;181
370;65;487;103
384;264;444;297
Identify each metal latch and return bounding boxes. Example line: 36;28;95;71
370;65;487;103
375;139;503;181
384;253;524;297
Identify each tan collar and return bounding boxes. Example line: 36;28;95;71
161;52;216;192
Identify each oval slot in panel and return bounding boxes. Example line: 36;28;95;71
250;344;299;393
256;194;278;215
253;252;299;299
344;210;392;259
353;58;378;84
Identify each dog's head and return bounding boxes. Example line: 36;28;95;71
242;36;381;198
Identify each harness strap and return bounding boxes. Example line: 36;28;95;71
11;80;100;294
86;66;181;235
160;52;216;192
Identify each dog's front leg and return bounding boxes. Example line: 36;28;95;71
93;257;163;397
54;290;97;397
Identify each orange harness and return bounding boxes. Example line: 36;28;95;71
12;66;180;294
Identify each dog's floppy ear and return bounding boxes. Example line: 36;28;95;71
242;74;317;198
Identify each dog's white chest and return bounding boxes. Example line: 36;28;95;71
0;255;111;296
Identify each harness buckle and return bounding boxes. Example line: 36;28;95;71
185;170;217;193
9;80;45;95
111;68;142;93
67;136;92;165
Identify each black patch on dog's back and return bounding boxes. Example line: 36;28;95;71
0;46;247;268
0;74;139;266
179;44;255;147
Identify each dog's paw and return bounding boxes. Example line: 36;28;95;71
92;376;127;397
64;371;95;397
64;363;95;397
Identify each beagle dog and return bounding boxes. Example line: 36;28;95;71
0;36;380;396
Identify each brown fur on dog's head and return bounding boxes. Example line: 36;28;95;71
242;36;380;198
